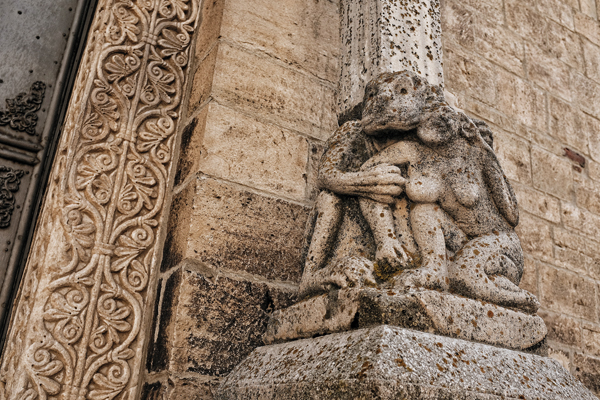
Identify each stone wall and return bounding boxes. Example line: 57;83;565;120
141;0;340;398
141;0;600;398
441;0;600;395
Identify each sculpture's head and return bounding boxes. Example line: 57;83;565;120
361;71;445;136
417;105;481;148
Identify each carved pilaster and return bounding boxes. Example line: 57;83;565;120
0;1;200;399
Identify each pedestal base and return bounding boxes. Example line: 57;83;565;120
265;288;547;352
217;326;595;400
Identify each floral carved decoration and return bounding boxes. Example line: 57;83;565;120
0;166;25;228
0;1;200;399
0;81;46;135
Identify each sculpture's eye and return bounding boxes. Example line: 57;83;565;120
400;88;408;95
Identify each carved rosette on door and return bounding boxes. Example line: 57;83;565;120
0;1;200;399
0;81;46;137
0;81;43;236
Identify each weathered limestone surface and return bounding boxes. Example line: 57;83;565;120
217;325;596;400
339;0;444;118
146;265;297;376
441;1;600;392
142;0;340;397
265;288;547;352
160;175;310;282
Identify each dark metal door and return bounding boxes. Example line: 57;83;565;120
0;0;98;350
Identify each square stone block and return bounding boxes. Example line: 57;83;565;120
147;267;297;376
217;326;596;400
187;176;310;282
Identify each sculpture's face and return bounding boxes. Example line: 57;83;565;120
417;107;458;147
361;71;441;136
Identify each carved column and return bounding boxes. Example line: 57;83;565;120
339;0;444;117
0;1;200;399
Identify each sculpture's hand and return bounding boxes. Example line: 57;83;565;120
323;163;406;204
376;240;412;270
326;257;377;290
355;164;406;203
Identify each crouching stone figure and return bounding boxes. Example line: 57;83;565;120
299;70;539;315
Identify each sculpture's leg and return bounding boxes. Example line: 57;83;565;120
449;232;539;314
394;203;451;290
440;212;468;254
359;197;410;270
391;196;418;257
299;191;344;296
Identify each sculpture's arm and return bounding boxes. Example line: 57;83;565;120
360;140;419;170
477;137;519;227
318;121;406;204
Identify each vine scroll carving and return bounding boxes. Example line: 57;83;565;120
0;1;200;399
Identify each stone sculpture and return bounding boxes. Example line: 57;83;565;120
216;71;597;399
301;70;538;312
268;71;546;351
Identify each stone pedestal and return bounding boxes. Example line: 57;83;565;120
265;288;547;353
216;325;596;400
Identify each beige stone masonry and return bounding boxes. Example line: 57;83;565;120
143;0;340;397
443;0;600;393
219;0;340;83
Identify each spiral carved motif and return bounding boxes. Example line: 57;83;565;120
0;1;199;399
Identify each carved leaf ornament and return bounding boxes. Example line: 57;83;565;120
0;1;199;399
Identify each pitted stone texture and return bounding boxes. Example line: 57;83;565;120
265;288;547;352
149;266;297;376
217;326;596;400
303;73;536;314
339;0;444;117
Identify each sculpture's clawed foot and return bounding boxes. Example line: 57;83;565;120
325;256;377;290
376;241;411;270
393;264;449;291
